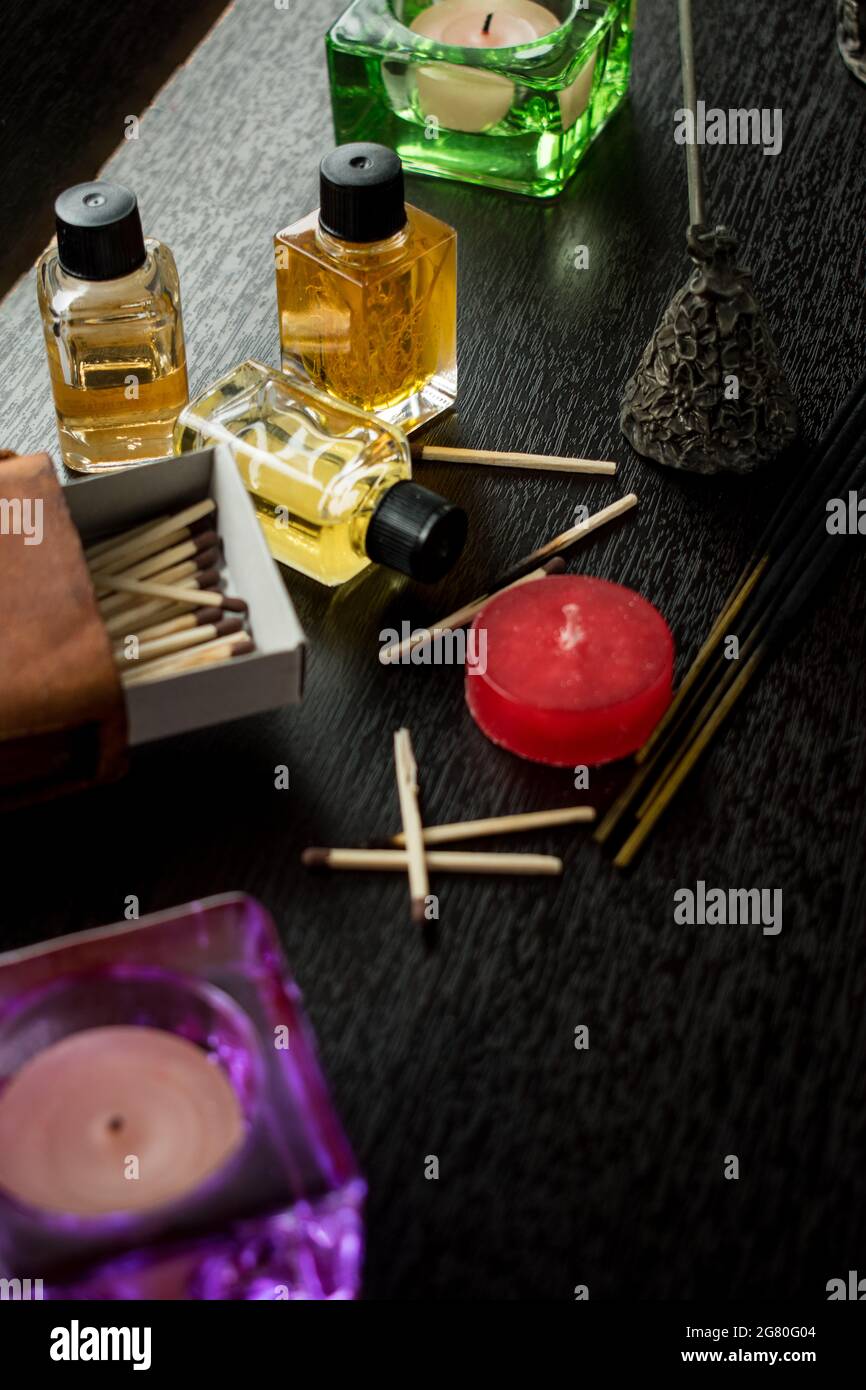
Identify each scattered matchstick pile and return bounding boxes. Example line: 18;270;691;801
85;499;254;686
302;728;598;914
379;493;639;665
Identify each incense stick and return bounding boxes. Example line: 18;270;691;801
678;0;706;226
302;847;563;876
598;371;866;864
390;805;595;846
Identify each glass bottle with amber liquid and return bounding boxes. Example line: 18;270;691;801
274;144;456;434
175;360;467;587
37;181;189;473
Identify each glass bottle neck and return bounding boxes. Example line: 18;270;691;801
315;219;412;268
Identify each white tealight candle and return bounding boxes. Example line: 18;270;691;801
0;1026;245;1217
409;1;595;135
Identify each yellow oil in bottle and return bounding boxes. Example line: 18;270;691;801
37;205;188;473
46;350;188;472
174;361;411;586
275;146;457;432
275;208;457;433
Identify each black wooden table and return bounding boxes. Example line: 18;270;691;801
1;0;864;1300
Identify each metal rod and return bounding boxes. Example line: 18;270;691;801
678;0;706;226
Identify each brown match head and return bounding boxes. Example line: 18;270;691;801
301;847;329;869
195;569;221;589
192;529;219;553
232;639;255;658
411;898;427;927
194;547;221;571
543;557;567;575
214;617;244;638
221;595;249;614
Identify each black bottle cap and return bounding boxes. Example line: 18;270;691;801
55;181;147;281
366;480;467;583
319;143;407;243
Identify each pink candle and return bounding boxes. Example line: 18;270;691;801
466;575;675;766
410;2;594;134
0;1026;245;1216
410;2;560;133
438;9;539;47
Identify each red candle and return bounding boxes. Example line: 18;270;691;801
466;575;674;766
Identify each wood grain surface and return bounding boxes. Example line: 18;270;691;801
1;0;864;1300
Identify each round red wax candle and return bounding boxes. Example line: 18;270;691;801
465;575;674;766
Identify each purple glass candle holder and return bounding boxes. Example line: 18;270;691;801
0;895;364;1300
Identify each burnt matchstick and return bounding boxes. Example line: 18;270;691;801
393;729;428;924
379;557;566;665
410;442;617;476
302;847;563;876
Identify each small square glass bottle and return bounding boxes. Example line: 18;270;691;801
175;360;467;587
36;181;189;473
274;143;457;433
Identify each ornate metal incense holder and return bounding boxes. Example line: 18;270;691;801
837;0;866;82
620;0;798;475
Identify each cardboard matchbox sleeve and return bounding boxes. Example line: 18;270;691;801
0;446;305;808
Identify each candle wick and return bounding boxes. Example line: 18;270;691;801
558;603;585;651
482;12;494;34
107;1114;125;1134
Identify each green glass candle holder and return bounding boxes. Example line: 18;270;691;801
326;1;635;199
